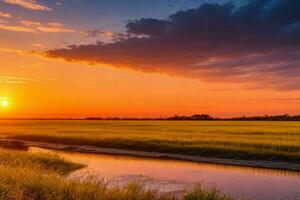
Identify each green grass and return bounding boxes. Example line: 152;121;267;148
0;149;232;200
1;120;300;163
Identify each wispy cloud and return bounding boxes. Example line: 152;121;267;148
3;0;52;11
36;24;75;33
0;24;35;32
0;75;56;84
0;20;76;33
47;22;62;27
20;20;41;26
247;98;300;102
0;11;12;18
0;48;25;54
31;43;45;48
86;29;130;43
0;48;35;58
0;76;32;84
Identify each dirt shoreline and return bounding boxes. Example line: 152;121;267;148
2;139;300;171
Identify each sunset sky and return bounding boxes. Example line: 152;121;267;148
1;0;300;118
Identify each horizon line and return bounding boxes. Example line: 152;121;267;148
0;113;299;121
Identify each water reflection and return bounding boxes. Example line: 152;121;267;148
30;147;300;200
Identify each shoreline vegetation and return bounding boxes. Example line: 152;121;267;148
1;114;300;121
1;120;299;199
0;148;232;200
14;139;300;171
1;120;299;165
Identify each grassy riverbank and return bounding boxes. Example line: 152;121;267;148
1;120;299;163
0;149;232;200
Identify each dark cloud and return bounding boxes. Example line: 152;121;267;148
45;0;300;90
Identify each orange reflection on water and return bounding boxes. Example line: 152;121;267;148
30;147;300;200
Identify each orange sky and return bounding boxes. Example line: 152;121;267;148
1;0;300;118
1;50;300;118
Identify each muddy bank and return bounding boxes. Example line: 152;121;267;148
0;139;28;150
2;139;300;171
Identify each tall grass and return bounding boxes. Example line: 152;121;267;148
183;185;232;200
0;149;84;174
0;166;172;200
0;149;232;200
1;120;299;163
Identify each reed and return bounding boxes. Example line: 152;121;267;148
1;120;299;163
0;149;232;200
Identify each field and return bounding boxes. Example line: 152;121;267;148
1;120;300;163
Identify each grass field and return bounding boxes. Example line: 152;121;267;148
0;149;232;200
1;120;300;163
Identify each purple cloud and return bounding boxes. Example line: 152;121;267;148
45;0;300;90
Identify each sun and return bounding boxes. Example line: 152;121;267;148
1;100;8;108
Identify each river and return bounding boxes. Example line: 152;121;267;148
30;147;300;200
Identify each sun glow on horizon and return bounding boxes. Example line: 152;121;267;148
1;99;9;108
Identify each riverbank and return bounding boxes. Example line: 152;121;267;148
2;120;300;164
5;139;300;171
0;141;233;200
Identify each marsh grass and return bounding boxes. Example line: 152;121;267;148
0;149;84;174
0;166;172;200
1;120;299;163
0;149;232;200
183;185;232;200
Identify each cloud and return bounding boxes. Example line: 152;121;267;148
86;29;130;43
0;11;12;18
0;24;36;32
0;20;76;33
20;20;41;26
0;76;32;84
32;43;45;48
3;0;52;11
47;22;62;27
36;23;75;33
0;75;55;84
44;0;300;90
0;48;25;54
248;98;300;102
55;2;62;6
87;29;115;38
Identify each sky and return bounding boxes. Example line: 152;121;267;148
1;0;300;118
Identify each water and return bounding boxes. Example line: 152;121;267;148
30;147;300;200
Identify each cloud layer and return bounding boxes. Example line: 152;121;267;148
3;0;51;11
0;20;76;33
45;0;300;90
0;11;12;18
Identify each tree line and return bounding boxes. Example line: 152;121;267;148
85;114;300;121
